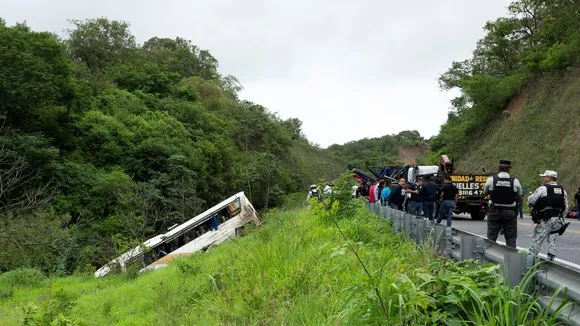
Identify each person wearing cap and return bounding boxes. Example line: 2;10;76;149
527;170;570;264
306;184;321;203
483;160;523;248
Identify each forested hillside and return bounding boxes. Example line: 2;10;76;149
455;69;580;193
429;0;580;192
327;130;428;168
0;17;345;274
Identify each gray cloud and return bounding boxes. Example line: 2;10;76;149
3;0;512;147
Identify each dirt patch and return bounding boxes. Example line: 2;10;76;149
397;146;427;165
506;92;527;114
151;253;193;265
501;92;528;122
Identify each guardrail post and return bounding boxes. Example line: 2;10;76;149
398;211;405;234
451;230;461;261
386;207;393;222
449;234;478;261
460;235;476;261
393;210;401;233
410;215;418;242
534;268;549;297
503;252;528;288
445;227;453;257
416;218;427;244
372;204;380;215
424;219;432;243
431;223;446;254
379;206;387;219
404;213;413;237
474;237;485;264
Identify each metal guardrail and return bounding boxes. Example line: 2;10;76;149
366;203;580;325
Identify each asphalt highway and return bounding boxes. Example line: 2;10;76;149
451;213;580;268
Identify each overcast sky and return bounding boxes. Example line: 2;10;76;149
3;0;512;147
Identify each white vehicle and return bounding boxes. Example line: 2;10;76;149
406;165;439;183
94;192;260;277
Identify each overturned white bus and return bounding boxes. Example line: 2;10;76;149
95;192;260;277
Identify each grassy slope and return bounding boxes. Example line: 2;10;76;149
0;205;430;325
286;143;348;186
0;198;567;325
457;67;580;195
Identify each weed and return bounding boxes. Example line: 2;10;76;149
0;287;14;301
102;300;113;317
0;268;45;288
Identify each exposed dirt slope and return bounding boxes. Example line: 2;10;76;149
457;67;580;194
398;145;428;165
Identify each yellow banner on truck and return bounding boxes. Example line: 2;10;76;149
450;175;488;198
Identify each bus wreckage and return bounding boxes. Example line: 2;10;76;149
94;192;260;277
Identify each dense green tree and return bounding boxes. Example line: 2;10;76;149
142;37;219;81
0;16;346;274
66;18;136;72
0;22;74;134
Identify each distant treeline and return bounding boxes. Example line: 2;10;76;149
327;130;427;168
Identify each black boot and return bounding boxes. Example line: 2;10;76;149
548;254;556;261
559;222;570;236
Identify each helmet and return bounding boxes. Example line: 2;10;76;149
310;184;317;189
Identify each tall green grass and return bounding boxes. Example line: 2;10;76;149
0;195;571;325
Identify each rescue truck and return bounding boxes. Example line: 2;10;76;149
349;155;490;220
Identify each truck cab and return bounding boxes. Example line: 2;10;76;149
435;155;490;220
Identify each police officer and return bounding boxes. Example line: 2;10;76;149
483;160;523;248
527;170;570;264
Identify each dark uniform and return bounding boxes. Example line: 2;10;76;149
420;178;439;220
527;170;569;264
483;160;523;248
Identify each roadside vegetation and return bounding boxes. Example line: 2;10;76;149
428;0;580;193
0;174;569;325
432;0;580;160
0;17;345;275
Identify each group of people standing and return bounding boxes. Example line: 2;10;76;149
306;183;333;202
354;159;571;265
358;174;460;227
